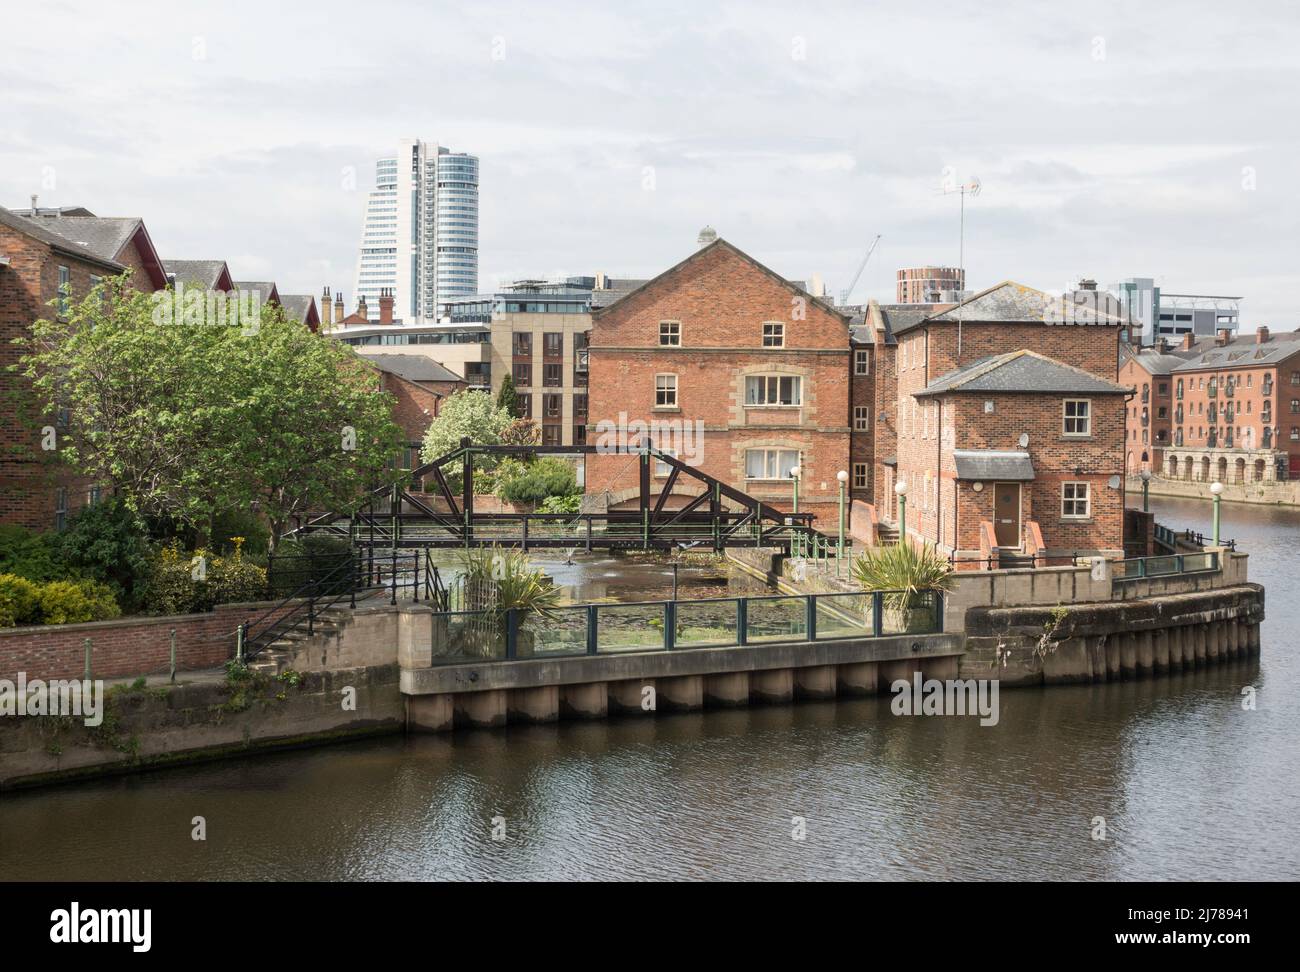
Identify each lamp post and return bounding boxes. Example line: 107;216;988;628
1140;468;1152;513
789;464;801;516
1210;481;1223;545
895;479;908;542
836;470;849;572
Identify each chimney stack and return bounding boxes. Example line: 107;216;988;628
1181;332;1195;351
379;287;394;325
333;291;344;325
1216;327;1232;347
356;294;368;320
30;194;38;214
1156;337;1169;353
1257;325;1270;344
1077;278;1097;291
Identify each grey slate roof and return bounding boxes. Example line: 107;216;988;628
277;295;316;325
166;259;229;289
915;350;1129;397
879;303;942;336
360;352;463;385
18;214;141;263
589;279;649;308
1173;330;1300;371
0;206;126;271
234;281;278;304
952;450;1035;481
927;280;1128;326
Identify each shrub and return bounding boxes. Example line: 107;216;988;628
36;579;121;625
56;498;153;610
0;526;68;583
496;457;579;506
139;544;268;615
851;541;955;627
539;494;581;515
0;574;41;627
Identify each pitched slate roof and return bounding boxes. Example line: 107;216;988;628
927;280;1128;326
166;259;230;289
277;295;318;325
878;303;946;336
589;279;649;308
915;349;1129;397
21;215;142;263
0;206;126;272
234;281;279;304
360;352;464;384
1173;330;1300;371
952;450;1035;481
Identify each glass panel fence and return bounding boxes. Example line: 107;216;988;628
878;591;941;636
431;611;504;664
596;603;668;653
745;596;807;643
814;592;876;640
519;606;589;658
674;599;739;648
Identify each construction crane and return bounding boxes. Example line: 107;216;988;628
839;234;882;306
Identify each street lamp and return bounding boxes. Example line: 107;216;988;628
836;470;849;569
895;479;908;540
1210;481;1224;545
1140;468;1152;513
789;464;801;515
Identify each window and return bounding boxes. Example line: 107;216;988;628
659;321;680;346
1061;482;1090;518
543;363;562;387
512;362;532;385
852;463;868;489
762;322;785;347
517;393;532;419
744;448;799;480
86;485;102;507
543;332;563;355
1159;383;1168;395
744;374;801;406
512;332;531;355
543;394;562;419
1292;371;1300;385
854;349;870;376
57;266;70;317
1063;399;1091;436
655;374;678;407
853;406;870;431
54;487;68;531
1292;428;1300;442
573;393;588;420
542;425;562;446
654;448;677;477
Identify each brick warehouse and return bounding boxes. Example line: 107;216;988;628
585;237;852;523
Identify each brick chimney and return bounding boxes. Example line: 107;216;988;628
1181;332;1195;351
379;287;394;325
1156;337;1169;353
1257;325;1270;344
356;294;368;320
321;286;331;324
1216;327;1232;347
333;290;344;325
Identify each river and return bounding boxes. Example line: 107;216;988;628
1;496;1296;881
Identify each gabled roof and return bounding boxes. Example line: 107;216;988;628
17;213;169;289
1173;331;1300;371
915;349;1129;397
0;206;126;273
1120;342;1203;377
590;237;851;324
926;280;1127;326
166;259;234;291
361;352;463;385
277;295;320;327
234;281;280;305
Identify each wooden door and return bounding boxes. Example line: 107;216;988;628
993;483;1020;547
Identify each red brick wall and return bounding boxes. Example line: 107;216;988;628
849;345;874;502
587;242;851;525
1120;356;1170;471
1175;359;1300;473
382;372;443;443
0;601;277;682
925;319;1121;382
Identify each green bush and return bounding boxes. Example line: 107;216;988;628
538;494;581;515
140;545;269;615
0;574;41;627
496;457;579;507
211;508;271;556
56;499;153;610
0;526;68;583
36;579;121;625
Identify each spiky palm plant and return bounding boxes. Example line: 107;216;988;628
851;541;955;629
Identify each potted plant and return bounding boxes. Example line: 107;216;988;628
850;540;955;633
458;546;562;657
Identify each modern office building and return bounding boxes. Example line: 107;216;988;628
352;139;479;324
1110;277;1241;346
896;266;965;304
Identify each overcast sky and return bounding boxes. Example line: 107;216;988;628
4;0;1297;324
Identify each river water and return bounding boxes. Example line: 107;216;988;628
1;497;1296;881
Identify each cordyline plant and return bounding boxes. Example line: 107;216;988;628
17;274;405;551
850;540;955;622
459;546;562;623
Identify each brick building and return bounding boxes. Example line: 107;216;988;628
586;237;851;521
362;353;465;472
0;207;154;529
1162;325;1300;483
1118;334;1204;473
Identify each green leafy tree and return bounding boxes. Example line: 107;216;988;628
56;497;153;610
496;457;579;506
495;372;519;417
420;390;511;481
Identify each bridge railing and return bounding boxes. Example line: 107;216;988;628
1113;551;1219;581
427;589;944;666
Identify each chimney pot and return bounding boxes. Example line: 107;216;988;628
1181;332;1195;351
1257;325;1270;344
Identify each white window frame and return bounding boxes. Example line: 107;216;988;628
744;448;799;481
654;446;677;477
762;322;785;348
852;463;868;489
655;373;678;407
854;349;870;375
1061;482;1091;519
659;321;681;347
1063;399;1091;437
744;374;802;407
853;406;870;431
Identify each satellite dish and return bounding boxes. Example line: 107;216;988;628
1018;433;1029;448
1108;474;1122;489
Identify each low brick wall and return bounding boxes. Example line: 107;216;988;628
0;599;295;682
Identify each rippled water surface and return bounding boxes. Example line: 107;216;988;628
1;497;1296;880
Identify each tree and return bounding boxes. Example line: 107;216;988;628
496;457;579;506
420;390;512;480
495;372;519;417
500;417;540;447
